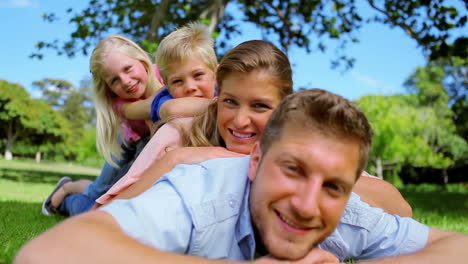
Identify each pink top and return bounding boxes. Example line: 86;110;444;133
114;98;150;142
96;117;193;205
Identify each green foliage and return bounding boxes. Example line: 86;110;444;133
31;0;466;69
0;80;70;159
357;94;464;181
32;78;96;162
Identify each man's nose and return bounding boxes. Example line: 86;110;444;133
291;178;322;219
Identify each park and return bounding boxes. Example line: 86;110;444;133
0;0;467;263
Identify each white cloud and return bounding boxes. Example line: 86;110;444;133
351;71;379;88
0;0;39;8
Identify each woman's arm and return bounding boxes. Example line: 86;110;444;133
353;176;413;217
96;147;244;207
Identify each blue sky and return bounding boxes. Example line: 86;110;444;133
0;0;428;100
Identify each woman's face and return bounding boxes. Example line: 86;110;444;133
217;69;282;154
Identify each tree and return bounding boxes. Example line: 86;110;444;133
0;80;69;160
356;94;464;184
33;78;95;162
32;0;466;68
404;60;468;182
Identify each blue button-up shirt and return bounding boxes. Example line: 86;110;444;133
101;156;429;261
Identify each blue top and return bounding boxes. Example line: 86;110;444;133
150;88;173;122
101;156;429;262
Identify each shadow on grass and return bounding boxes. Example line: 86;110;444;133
0;168;96;185
0;200;64;263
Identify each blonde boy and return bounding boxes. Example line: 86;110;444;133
150;22;217;125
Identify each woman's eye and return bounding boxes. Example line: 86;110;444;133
223;98;236;105
253;103;270;109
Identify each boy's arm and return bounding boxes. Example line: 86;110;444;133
14;211;246;264
159;97;214;120
119;94;156;120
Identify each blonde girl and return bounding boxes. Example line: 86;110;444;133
42;35;162;216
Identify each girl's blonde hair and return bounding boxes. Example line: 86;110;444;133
90;34;160;167
183;40;293;148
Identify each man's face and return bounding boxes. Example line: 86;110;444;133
248;123;360;260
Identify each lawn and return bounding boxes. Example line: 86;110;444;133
0;160;467;263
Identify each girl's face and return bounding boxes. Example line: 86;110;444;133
217;69;282;154
102;50;149;100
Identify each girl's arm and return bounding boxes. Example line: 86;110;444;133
159;97;214;121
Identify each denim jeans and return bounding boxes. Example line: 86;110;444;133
59;137;149;216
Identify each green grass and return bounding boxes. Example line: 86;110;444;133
0;160;467;263
0;160;99;263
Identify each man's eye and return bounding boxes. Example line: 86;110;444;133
324;182;343;195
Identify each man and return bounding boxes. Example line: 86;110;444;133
15;89;467;264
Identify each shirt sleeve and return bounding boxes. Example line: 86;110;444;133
99;180;193;253
320;193;430;261
151;88;173;122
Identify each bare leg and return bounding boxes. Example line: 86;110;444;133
51;180;92;208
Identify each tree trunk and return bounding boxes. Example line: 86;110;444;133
376;157;383;179
146;0;171;42
4;138;13;160
199;0;230;33
443;168;448;184
35;151;42;163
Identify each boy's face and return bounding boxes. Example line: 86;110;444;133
248;123;359;260
166;54;216;99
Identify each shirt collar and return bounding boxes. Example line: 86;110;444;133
235;179;256;260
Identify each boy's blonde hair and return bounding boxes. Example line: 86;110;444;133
183;40;293;148
90;34;160;167
155;22;217;88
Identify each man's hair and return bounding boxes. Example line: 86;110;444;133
155;22;217;86
260;88;374;178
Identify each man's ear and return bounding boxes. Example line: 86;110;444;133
248;142;261;181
